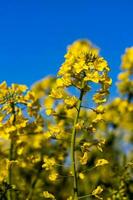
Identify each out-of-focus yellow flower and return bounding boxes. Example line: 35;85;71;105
92;185;103;199
42;156;56;170
117;47;133;95
43;191;55;199
80;152;89;165
50;87;66;99
121;47;133;70
75;120;84;130
0;159;9;182
49;170;58;181
95;159;109;167
79;172;85;180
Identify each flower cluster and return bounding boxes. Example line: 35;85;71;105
50;40;111;106
0;81;39;139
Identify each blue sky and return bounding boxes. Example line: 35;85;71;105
0;0;133;97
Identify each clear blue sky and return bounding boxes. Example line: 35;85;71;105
0;0;133;97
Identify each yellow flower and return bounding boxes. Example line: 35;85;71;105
56;40;110;92
121;47;133;70
43;191;55;199
64;96;78;108
96;139;106;152
50;87;66;99
44;97;54;109
95;159;109;167
49;170;58;181
95;105;105;114
0;81;27;106
79;172;85;180
0;81;37;122
84;71;100;83
117;47;133;95
46;108;54;116
75;120;84;130
93;114;103;123
94;57;109;71
67;196;73;200
118;72;129;80
93;92;107;104
92;186;103;199
42;156;56;170
0;159;9;182
56;78;65;87
80;152;89;165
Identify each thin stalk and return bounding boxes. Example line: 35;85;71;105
71;87;84;200
78;194;92;199
8;103;16;200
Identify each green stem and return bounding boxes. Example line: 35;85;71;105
8;139;14;200
78;194;92;199
8;103;16;200
71;88;84;200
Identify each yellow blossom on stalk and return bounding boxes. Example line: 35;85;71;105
0;81;37;121
56;75;71;87
75;120;84;130
48;40;111;123
80;152;89;165
84;71;100;83
93;91;107;104
42;156;56;170
121;47;133;70
79;172;85;180
104;96;133;132
95;159;109;167
46;120;68;139
92;114;104;124
0;159;9;182
118;71;129;80
1;112;27;137
50;87;67;99
57;41;109;83
45;108;54;116
92;186;103;199
32;76;56;99
17;146;24;155
67;196;73;200
47;40;111;199
0;82;39;142
57;40;111;101
64;96;78;108
96;139;106;152
43;191;55;199
44;97;54;110
49;170;58;182
0;82;27;110
95;105;105;114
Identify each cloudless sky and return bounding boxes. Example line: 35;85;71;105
0;0;133;98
